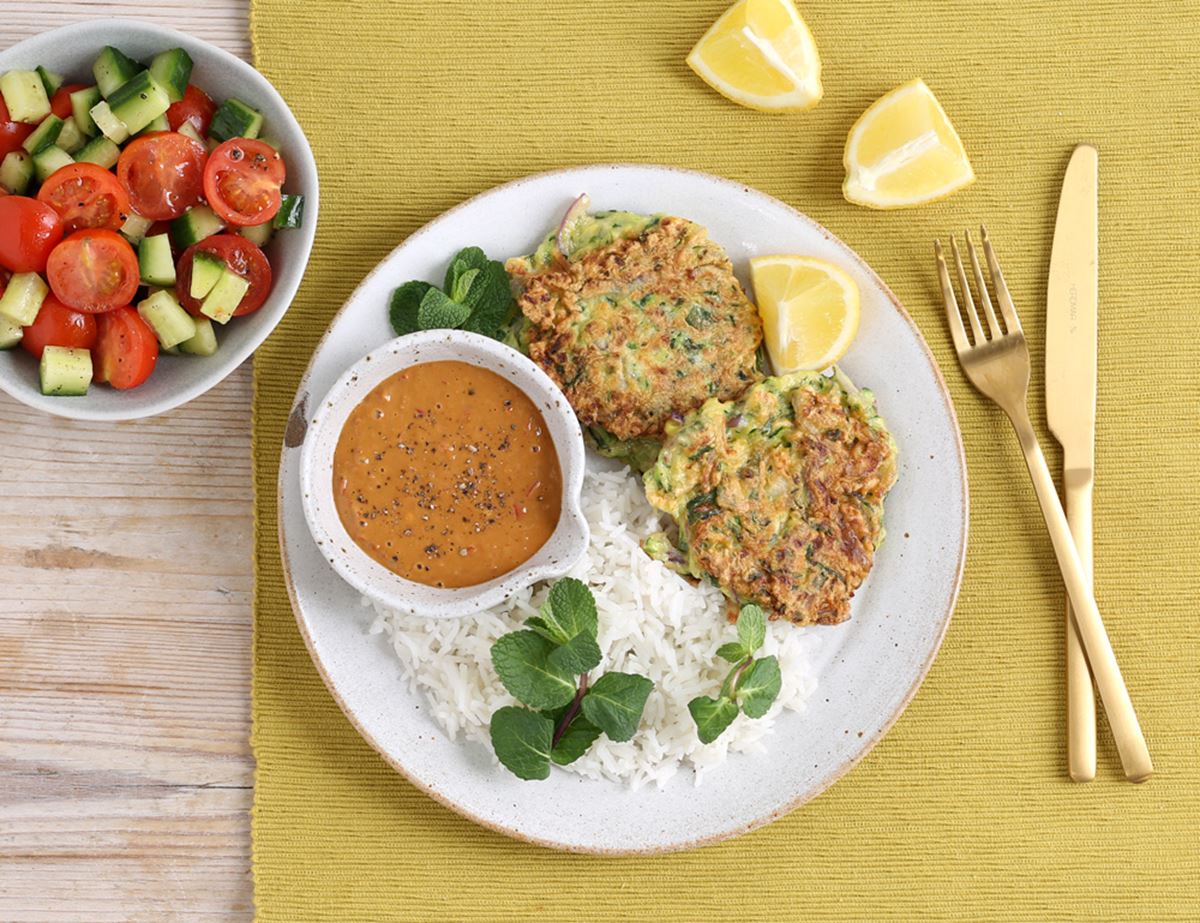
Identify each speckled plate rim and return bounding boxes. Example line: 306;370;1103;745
273;163;969;855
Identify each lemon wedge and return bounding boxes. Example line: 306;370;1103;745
750;255;860;372
843;79;974;209
687;0;823;112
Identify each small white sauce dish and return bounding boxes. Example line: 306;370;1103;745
299;329;590;619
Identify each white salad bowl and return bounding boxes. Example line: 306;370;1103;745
0;19;318;421
299;329;590;619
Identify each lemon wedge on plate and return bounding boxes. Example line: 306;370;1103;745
843;79;974;209
750;255;860;372
687;0;823;112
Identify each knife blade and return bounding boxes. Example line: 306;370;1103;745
1045;143;1099;782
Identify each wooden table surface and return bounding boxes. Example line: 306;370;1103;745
0;2;255;920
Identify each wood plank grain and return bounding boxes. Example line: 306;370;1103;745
0;2;255;920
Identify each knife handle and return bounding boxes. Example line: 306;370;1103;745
1065;469;1096;781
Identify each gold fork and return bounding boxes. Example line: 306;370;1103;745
935;228;1153;782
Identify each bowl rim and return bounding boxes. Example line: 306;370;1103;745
0;18;319;422
298;328;590;619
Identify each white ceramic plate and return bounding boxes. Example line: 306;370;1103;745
278;165;967;854
0;20;318;421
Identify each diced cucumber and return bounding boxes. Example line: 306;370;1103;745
171;205;225;249
0;150;33;194
161;344;181;355
208;98;263;141
177;121;204;145
55;114;85;154
148;48;192;103
32;146;74;183
108;71;171;135
137;289;196;349
36;65;63;97
0;315;22;350
189;251;226;299
272;193;305;230
121;213;154;245
200;268;249;324
237;221;273;247
22;114;63;154
0;70;51;123
40;346;92;396
89;100;130;144
136;112;170;136
138;234;176;287
70;85;102;137
74;135;121;169
93;46;141;98
0;272;48;326
178;315;218;356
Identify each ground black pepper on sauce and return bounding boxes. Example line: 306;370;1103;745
332;360;562;588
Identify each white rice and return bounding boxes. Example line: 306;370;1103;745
367;466;820;789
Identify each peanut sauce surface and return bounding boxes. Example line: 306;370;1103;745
333;360;562;588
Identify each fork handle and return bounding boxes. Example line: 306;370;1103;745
1008;407;1153;782
1065;473;1097;782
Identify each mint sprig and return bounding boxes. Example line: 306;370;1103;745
388;245;516;341
488;577;654;780
688;604;782;744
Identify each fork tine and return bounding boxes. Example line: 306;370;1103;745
934;240;971;354
965;230;1003;337
950;236;986;343
980;225;1022;333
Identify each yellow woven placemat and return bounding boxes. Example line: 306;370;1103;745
249;1;1200;919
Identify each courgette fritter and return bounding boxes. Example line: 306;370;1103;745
506;210;763;455
643;372;897;626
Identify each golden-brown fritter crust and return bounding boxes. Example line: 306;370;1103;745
643;373;898;626
507;216;762;442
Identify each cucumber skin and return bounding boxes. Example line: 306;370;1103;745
148;48;193;103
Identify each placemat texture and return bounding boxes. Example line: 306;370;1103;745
249;1;1200;919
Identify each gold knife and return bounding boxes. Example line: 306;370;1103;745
1046;144;1099;782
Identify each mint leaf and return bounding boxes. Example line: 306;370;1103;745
450;267;480;304
736;655;781;719
417;286;471;330
389;280;431;336
523;616;560;644
443;246;489;294
542;577;598;643
580;672;653;742
462;260;516;340
550;715;601;766
715;641;748;664
491;630;577;710
490;706;553;780
688;695;739;743
547;631;602;675
736;604;766;653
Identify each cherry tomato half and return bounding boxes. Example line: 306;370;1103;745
202;138;285;227
176;234;273;317
20;295;98;359
94;307;157;390
117;131;207;221
0;196;64;273
0;96;34;160
46;229;140;313
166;84;217;136
49;83;89;120
37;163;131;234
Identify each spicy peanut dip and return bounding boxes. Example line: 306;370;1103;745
332;360;562;589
